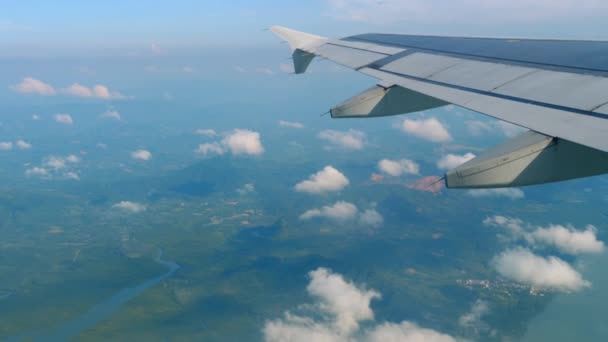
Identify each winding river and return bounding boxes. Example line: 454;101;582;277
6;250;179;342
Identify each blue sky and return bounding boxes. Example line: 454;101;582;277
2;0;608;53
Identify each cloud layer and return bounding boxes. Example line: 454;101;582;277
196;129;264;156
295;166;349;194
400;118;452;143
264;268;457;342
468;188;525;200
113;201;147;213
319;129;366;150
493;248;590;292
378;158;420;177
11;77;129;99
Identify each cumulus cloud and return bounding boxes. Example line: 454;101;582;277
11;77;129;99
484;216;605;255
15;140;32;150
25;167;49;177
301;202;384;228
64;171;80;180
131;149;152;161
0;142;13;151
437;153;476;170
295;166;349;194
54;114;73;125
263;268;456;342
10;77;56;95
400;118;452;143
468;188;525;200
196;142;225;156
359;208;384;228
195;128;218;137
279;120;304;129
44;156;67;170
300;201;359;222
324;0;608;24
319;129;366;150
100;110;121;120
493;248;590;292
237;183;256;195
378;158;419;177
113;201;147;213
222;129;264;155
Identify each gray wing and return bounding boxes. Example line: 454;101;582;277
271;26;608;189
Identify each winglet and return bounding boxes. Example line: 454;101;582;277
270;26;327;74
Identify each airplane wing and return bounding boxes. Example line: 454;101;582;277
271;26;608;189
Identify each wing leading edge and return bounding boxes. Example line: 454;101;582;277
271;26;608;188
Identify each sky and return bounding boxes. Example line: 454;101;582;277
2;0;608;56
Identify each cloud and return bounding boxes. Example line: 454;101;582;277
496;121;526;138
468;188;525;200
359;208;384;228
182;66;194;73
196;142;225;156
15;140;32;150
25;167;49;177
279;63;294;73
0;142;13;151
484;216;605;255
150;42;167;56
44;156;67;170
113;201;147;213
459;300;490;329
195;129;218;137
237;183;255;195
437;153;476;170
295;166;349;194
493;248;590;292
279;120;304;129
255;67;274;75
131;149;152;161
54;114;73;125
32;114;40;120
319;129;366;150
64;171;80;180
324;0;608;24
400;118;452;143
222;129;264;155
100;110;121;120
300;201;359;222
378;159;419;177
62;83;128;100
11;77;129;99
466;120;526;137
263;268;457;342
301;202;384;227
10;77;56;95
466;120;494;136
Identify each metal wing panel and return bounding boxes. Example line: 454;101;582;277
381;53;464;78
360;66;608;153
596;104;608;115
312;43;388;69
327;39;406;55
493;70;608;111
428;61;536;92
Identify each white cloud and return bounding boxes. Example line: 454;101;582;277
150;42;167;55
319;129;366;150
195;129;218;137
300;201;359;222
196;142;225;156
279;63;294;73
493;248;590;292
496;121;526;138
131;149;152;161
100;110;121;120
66;154;80;163
359;209;384;228
255;67;274;75
437;153;476;170
32;114;40;120
44;156;67;170
222;129;264;156
279;120;304;129
11;77;56;95
529;225;605;255
484;216;605;255
15;140;32;150
400;118;452;143
0;142;13;151
468;188;525;200
113;201;147;213
263;268;457;342
378;159;419;177
62;83;128;100
459;300;490;329
182;66;194;73
54;114;73;125
25;167;48;177
64;171;80;180
466;120;494;136
324;0;608;24
295;166;350;194
466;120;526;138
237;183;256;195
